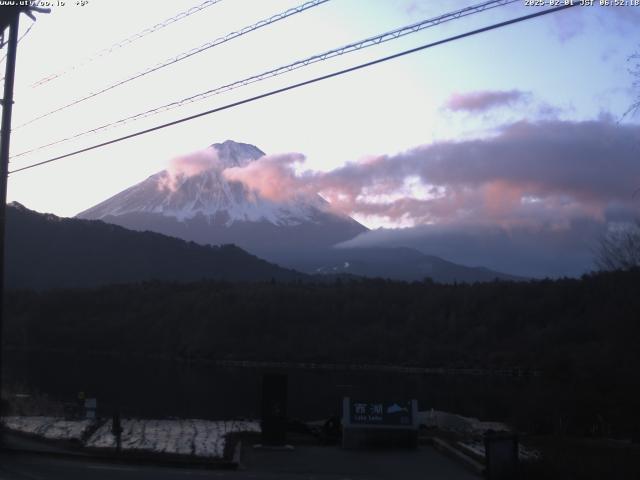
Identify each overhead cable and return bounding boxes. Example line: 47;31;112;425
9;4;577;174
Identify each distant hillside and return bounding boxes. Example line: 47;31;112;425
279;246;525;283
5;203;305;289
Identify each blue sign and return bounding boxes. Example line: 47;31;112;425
349;400;413;426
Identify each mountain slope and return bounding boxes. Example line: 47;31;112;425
5;203;305;290
77;140;367;256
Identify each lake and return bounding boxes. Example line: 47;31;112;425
3;350;541;424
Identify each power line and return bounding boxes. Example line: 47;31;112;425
9;4;576;175
14;0;330;130
30;0;224;89
10;0;517;161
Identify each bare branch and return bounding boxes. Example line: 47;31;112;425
596;221;640;271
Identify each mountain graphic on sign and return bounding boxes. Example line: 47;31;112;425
386;404;409;414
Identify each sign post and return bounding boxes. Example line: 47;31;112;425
84;398;97;420
342;397;418;449
484;431;519;480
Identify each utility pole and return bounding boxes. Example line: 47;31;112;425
0;6;48;441
0;9;20;433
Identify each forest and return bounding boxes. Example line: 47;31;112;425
3;268;639;436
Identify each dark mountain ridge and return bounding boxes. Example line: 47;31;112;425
5;202;305;290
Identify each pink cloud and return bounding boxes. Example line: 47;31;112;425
158;147;222;192
219;118;640;231
157;118;639;242
445;90;529;113
222;152;309;202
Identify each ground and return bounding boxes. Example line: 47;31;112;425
0;445;479;480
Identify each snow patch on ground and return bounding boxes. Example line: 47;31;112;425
2;416;260;459
418;410;510;435
1;416;95;441
416;411;540;462
86;419;260;459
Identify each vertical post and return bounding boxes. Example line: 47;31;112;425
0;12;20;425
484;431;519;480
112;410;122;452
260;373;288;446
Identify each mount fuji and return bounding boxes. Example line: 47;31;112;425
77;140;522;282
77;140;367;259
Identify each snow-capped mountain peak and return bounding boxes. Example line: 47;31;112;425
78;141;329;226
209;140;265;168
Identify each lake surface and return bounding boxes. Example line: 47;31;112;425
3;351;540;423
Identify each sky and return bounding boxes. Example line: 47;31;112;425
2;0;640;277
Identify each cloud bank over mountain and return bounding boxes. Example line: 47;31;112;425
226;118;639;227
221;118;640;277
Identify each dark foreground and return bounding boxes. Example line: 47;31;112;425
5;269;640;437
0;445;477;480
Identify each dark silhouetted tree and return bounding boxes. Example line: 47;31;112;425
625;48;640;119
596;221;640;271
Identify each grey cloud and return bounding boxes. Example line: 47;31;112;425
337;218;613;279
314;119;640;226
225;118;640;277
